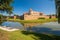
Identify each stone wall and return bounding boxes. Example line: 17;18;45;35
24;14;40;20
22;9;56;20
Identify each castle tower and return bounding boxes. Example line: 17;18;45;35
29;8;33;12
29;8;33;15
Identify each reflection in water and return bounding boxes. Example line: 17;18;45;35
1;21;60;35
1;21;24;30
23;22;60;36
22;23;43;30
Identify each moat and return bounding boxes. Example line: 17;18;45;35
0;21;60;36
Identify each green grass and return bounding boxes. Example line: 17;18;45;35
0;29;60;40
7;18;57;23
0;30;35;40
9;31;36;40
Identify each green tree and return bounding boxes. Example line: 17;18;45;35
55;0;60;23
0;0;13;20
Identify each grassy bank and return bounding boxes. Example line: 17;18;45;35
7;18;57;23
0;29;60;40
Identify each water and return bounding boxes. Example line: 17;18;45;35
1;21;24;30
26;22;60;36
1;21;60;36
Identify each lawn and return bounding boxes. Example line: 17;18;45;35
7;18;57;23
0;29;60;40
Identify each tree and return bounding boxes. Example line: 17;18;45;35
55;0;60;23
0;0;13;20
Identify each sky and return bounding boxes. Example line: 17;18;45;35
11;0;56;16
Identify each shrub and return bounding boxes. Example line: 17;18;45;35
38;18;45;19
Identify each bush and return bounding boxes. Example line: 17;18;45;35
38;18;45;19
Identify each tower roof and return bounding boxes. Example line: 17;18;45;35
29;8;33;11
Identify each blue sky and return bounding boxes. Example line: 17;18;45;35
12;0;56;16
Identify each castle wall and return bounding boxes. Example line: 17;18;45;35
45;16;50;19
51;16;56;19
23;9;56;20
24;15;39;20
24;13;49;20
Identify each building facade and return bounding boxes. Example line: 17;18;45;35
21;8;56;20
22;8;50;20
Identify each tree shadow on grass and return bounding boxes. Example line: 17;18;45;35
21;27;60;40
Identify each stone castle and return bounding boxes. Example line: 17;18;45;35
20;8;56;20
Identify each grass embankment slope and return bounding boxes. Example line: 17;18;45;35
8;18;57;23
0;29;60;40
